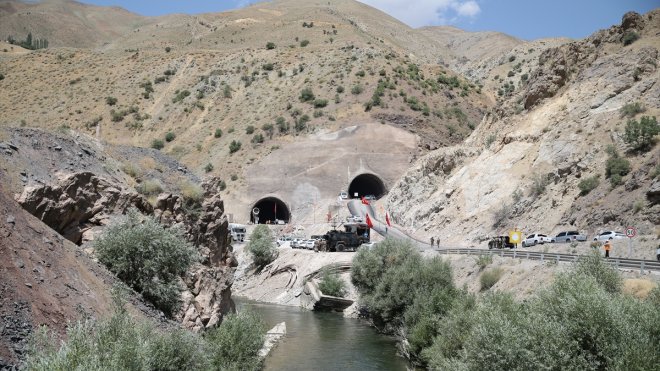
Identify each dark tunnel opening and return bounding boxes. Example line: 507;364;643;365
250;197;291;224
348;173;386;199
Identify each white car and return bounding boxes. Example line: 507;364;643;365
304;239;316;250
291;238;304;249
593;231;625;241
522;233;551;247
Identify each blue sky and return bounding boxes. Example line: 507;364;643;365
78;0;659;40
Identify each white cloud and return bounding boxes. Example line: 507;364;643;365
357;0;481;27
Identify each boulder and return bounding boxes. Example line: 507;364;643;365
647;180;660;205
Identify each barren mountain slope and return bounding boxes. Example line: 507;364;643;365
386;11;660;247
0;0;151;48
0;0;492;207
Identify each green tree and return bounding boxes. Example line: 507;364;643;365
605;145;631;187
246;225;277;269
229;140;242;154
94;211;198;316
624;115;659;152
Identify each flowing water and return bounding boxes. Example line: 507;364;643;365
235;298;408;371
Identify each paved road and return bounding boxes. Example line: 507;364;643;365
347;200;432;250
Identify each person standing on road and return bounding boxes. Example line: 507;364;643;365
436;237;440;248
604;240;612;258
430;237;435;246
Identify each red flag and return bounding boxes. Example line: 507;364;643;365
361;196;370;205
385;212;391;227
365;213;373;228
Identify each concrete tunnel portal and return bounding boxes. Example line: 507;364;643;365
348;173;386;199
250;197;291;224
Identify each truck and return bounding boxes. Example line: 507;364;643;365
228;223;247;242
318;222;370;252
488;236;515;249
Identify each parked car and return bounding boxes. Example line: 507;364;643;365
522;233;551;247
304;239;316;250
276;235;293;246
364;194;376;200
593;231;625;241
291;238;304;249
552;231;587;243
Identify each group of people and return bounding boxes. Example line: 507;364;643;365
430;236;440;248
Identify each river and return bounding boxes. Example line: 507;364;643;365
235;298;408;371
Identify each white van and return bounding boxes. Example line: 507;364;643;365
228;223;246;242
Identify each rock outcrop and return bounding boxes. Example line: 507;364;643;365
17;172;152;244
17;172;236;331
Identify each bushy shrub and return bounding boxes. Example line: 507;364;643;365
246;125;255;134
165;132;176;142
94;211;198;315
313;99;328;108
247;225;277;269
151;139;164;150
229;140;241;154
529;172;550;198
479;268;503;291
300;39;310;47
299;87;315;102
351;84;363;95
619;102;645;118
622;31;639;45
605;145;631;187
276;116;289;133
204;163;213;173
205;310;265;370
578;175;600;196
475;254;493;270
574;249;622;293
26;291;267;371
214;128;222;138
26;294;210;370
265;41;275;49
624;115;659;152
492;202;511;228
105;96;118;106
180;181;204;206
172;90;190;103
251;133;264;144
318;268;346;297
136;178;163;196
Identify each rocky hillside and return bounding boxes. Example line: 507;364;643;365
387;11;660;248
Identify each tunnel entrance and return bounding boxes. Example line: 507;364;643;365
250;197;291;224
348;173;386;199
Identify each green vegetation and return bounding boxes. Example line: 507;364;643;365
223;84;232;99
578;175;600;196
0;73;4;80
299;87;315;102
165;132;176;142
313;99;328;108
276;116;289;133
336;86;345;93
619;102;645;118
529;173;550;198
622;31;640;46
7;32;48;50
605;145;631;187
214;128;223;138
135;179;163;196
247;225;277;269
173;90;191;103
295;114;310;132
204;163;214;173
475;255;493;271
318;268;346;297
106;96;118;106
351;84;364;95
300;40;310;47
485;134;496;148
624;116;658;152
229;140;242;154
26;292;265;371
251;133;264;144
94;211;198;316
151;139;164;150
246;125;255;134
165;46;171;52
266;41;276;49
479;267;504;291
262;63;274;71
352;240;659;369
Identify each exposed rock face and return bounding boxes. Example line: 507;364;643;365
17;172;236;331
17;172;152;244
